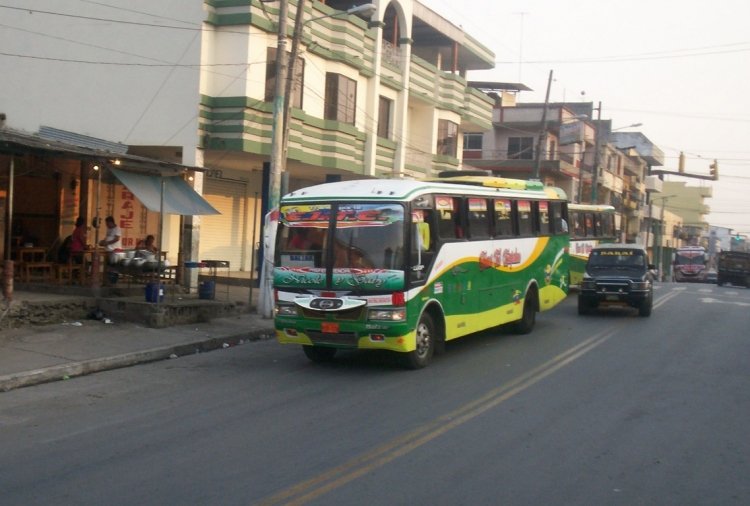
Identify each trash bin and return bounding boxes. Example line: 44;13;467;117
145;282;164;303
198;280;215;300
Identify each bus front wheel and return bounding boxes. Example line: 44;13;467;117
403;313;435;369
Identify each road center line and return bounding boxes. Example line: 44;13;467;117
258;327;621;506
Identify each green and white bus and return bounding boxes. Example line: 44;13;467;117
273;175;570;368
568;203;616;287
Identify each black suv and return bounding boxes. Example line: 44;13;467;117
578;244;655;317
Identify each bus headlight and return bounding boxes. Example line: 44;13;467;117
368;308;406;321
275;304;298;317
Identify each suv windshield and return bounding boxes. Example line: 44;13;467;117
588;249;646;269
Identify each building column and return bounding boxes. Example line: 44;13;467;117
392;37;413;177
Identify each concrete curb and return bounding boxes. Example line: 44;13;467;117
0;328;274;393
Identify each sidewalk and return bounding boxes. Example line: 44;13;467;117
0;306;276;393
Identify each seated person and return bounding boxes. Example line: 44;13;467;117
136;234;158;254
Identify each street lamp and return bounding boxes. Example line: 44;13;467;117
613;122;643;131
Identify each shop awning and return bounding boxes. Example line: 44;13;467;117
111;168;219;216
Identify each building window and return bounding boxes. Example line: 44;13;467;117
378;96;392;139
265;47;304;109
437;119;458;157
508;137;534;160
325;73;357;125
463;133;483;150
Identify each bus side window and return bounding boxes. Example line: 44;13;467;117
550;202;566;234
436;196;463;240
411;210;435;281
538;201;550;236
517;200;532;236
467;198;490;239
602;214;613;237
584;213;594;238
572;211;583;238
594;213;603;237
494;198;513;237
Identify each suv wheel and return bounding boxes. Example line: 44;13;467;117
577;296;592;315
638;292;653;317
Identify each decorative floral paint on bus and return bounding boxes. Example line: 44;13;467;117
273;267;404;290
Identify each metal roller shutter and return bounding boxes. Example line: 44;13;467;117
199;178;248;270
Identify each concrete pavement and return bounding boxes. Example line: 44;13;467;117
0;308;276;393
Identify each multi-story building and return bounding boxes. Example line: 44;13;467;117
0;0;495;273
659;181;712;245
464;99;595;200
463;99;663;244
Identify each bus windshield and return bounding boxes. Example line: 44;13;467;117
276;203;406;291
331;203;404;270
675;250;706;265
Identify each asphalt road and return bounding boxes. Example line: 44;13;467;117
1;283;748;505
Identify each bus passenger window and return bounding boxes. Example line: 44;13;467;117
517;200;532;236
572;212;583;238
494;199;513;236
550;202;566;234
584;213;594;237
538;201;550;235
467;198;490;239
436;196;463;240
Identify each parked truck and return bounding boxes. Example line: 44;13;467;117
717;251;750;288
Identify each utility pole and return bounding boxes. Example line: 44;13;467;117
590;100;602;203
260;0;288;319
282;0;306;164
268;0;289;213
532;69;553;180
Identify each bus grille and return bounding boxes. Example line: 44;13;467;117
307;331;358;347
301;306;365;321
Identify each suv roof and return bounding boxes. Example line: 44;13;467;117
591;243;647;252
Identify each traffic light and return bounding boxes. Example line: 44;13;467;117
709;159;719;180
678;151;685;173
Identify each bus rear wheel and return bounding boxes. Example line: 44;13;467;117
512;289;537;334
403;313;435;369
302;345;337;363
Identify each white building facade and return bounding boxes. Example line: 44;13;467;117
1;0;495;273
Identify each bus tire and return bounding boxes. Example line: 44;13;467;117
302;345;337;363
403;313;435;369
512;288;537;334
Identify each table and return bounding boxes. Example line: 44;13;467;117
17;247;54;282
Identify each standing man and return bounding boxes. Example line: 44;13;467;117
99;216;122;251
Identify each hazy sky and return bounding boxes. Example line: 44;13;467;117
421;0;750;235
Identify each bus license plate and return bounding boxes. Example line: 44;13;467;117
321;322;339;334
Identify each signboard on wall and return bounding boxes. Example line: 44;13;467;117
559;121;584;146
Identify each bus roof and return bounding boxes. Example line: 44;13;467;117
282;177;567;203
568;203;616;213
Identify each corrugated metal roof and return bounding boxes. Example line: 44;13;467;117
0;127;202;174
38;125;128;154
